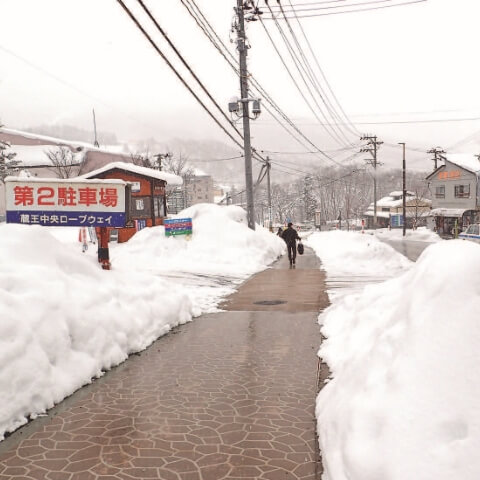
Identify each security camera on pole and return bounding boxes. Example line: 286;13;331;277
229;0;263;230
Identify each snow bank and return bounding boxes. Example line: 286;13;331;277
306;230;411;277
316;239;480;480
0;204;284;439
113;204;285;314
373;226;442;243
0;224;192;439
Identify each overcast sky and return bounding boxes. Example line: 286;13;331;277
1;0;480;171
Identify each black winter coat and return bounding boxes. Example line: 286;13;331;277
281;226;300;245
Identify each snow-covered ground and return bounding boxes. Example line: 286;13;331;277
0;204;285;440
371;226;442;243
308;230;480;480
307;230;412;300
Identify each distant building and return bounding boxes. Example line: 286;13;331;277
364;191;432;228
186;173;214;206
167;187;186;215
426;154;480;235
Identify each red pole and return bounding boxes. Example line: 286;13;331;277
96;227;111;270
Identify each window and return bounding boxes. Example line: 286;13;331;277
454;184;470;198
435;186;445;198
154;196;165;217
130;196;151;218
382;207;390;212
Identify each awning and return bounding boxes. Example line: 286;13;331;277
429;208;471;218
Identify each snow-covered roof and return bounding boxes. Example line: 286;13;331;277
6;145;84;167
364;210;391;218
445;154;480;174
0;127;133;158
78;162;183;185
389;190;415;197
5;176;126;185
430;207;471;218
367;192;431;211
376;191;416;208
193;167;209;177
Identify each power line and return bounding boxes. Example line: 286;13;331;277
134;0;244;142
180;0;346;167
285;0;361;137
115;0;245;152
262;0;427;18
268;0;407;13
276;0;358;142
189;155;244;162
0;44;160;136
263;2;352;147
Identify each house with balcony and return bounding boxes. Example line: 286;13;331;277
426;154;480;235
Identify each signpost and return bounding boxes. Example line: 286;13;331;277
164;217;192;237
390;214;404;228
5;177;128;270
5;178;128;227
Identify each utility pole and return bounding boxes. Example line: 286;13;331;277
266;157;273;231
153;153;170;171
427;147;446;170
92;109;100;148
360;135;383;228
399;142;407;237
235;0;256;230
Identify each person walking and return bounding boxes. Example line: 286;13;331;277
281;222;301;267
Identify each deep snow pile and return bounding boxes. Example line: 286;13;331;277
315;237;480;480
0;204;284;439
112;204;285;314
306;230;411;277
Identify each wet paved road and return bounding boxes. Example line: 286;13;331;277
0;249;329;480
382;239;432;261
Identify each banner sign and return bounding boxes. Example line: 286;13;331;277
5;178;127;227
390;214;404;228
164;217;192;236
135;219;147;231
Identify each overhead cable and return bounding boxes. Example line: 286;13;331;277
115;0;245;151
134;0;245;142
276;0;358;142
180;0;346;167
262;4;352;147
262;0;428;18
285;0;361;137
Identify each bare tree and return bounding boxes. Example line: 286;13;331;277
162;152;195;208
130;151;154;169
46;146;81;179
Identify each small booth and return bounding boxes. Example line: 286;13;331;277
81;162;182;242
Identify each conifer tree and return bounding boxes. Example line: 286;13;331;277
0;127;19;182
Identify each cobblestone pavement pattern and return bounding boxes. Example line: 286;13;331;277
0;248;329;480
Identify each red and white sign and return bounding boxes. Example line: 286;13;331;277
5;178;127;227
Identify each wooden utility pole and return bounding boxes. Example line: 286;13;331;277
92;109;100;148
360;135;383;228
266;157;273;232
427;147;446;170
236;0;255;230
